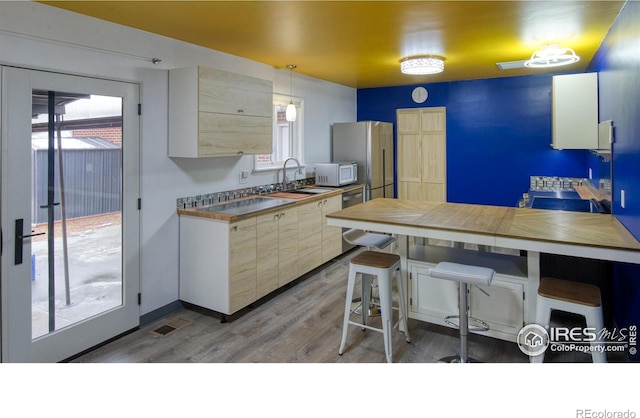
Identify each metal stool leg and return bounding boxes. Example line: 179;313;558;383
458;283;469;363
440;283;489;363
339;265;358;356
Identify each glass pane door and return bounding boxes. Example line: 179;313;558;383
30;91;123;339
1;66;139;363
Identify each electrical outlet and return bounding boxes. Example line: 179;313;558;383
239;170;249;184
621;189;626;209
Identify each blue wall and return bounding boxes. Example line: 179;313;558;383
358;1;640;361
358;75;590;206
591;1;640;361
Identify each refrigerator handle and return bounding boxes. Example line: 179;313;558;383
382;148;386;198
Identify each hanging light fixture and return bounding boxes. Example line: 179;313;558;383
400;55;445;75
286;64;297;122
524;45;580;68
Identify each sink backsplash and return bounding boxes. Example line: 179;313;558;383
529;176;611;199
176;177;315;209
529;176;584;192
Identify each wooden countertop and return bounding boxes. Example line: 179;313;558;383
326;198;640;253
177;184;363;222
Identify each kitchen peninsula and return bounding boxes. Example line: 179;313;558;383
326;198;640;341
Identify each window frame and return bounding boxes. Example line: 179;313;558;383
253;94;305;172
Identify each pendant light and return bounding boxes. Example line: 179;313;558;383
286;64;297;122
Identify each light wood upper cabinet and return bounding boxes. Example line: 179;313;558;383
552;73;598;150
397;107;447;202
169;66;273;158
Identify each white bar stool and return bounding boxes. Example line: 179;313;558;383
429;261;495;363
338;250;410;363
530;277;607;363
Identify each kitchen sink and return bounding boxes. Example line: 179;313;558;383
286;187;335;195
530;196;604;213
202;197;295;215
268;188;335;198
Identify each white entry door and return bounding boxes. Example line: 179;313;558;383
1;67;140;362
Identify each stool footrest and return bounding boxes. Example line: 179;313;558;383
444;315;490;332
346;319;402;335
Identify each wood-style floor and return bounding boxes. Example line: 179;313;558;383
73;248;617;364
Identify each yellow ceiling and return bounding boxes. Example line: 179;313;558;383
41;1;625;88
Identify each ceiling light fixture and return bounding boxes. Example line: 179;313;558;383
400;56;445;75
286;64;297;122
524;45;580;68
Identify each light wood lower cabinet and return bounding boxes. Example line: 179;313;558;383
297;196;343;275
256;212;280;299
321;196;343;261
298;201;323;274
277;206;299;287
257;206;299;291
228;218;258;312
179;195;343;316
179;216;257;315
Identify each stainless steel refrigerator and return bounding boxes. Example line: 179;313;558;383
331;121;394;201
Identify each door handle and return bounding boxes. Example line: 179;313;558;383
15;218;45;265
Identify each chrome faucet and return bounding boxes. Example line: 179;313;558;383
281;157;302;191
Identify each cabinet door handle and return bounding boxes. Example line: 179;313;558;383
237;151;244;155
231;225;238;231
237;109;244;114
15;218;45;265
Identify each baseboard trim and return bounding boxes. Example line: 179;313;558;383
140;300;185;327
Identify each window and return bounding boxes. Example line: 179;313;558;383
254;94;304;171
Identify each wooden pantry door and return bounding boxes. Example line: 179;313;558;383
397;107;446;202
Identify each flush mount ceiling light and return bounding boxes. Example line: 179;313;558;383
286;64;297;122
400;56;445;75
524;44;580;68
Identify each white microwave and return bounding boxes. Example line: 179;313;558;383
315;162;358;187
